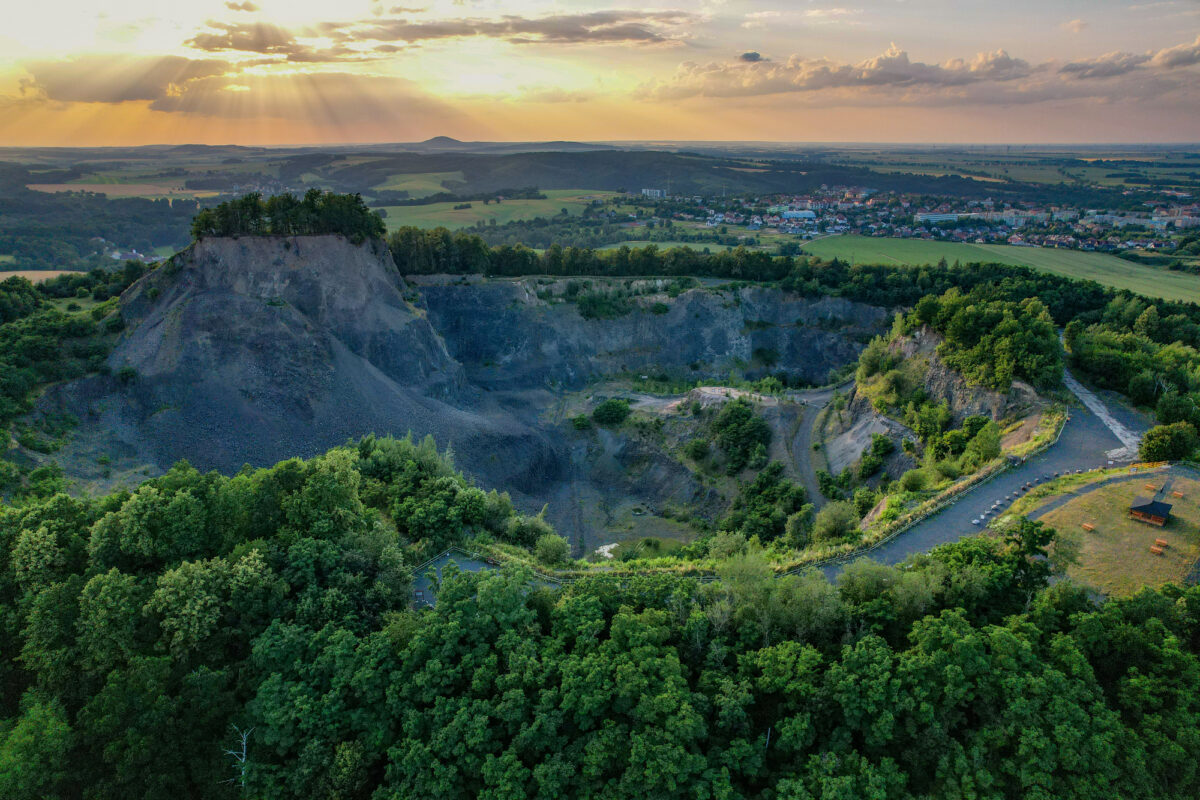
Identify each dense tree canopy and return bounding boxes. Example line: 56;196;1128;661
3;447;1200;799
191;191;385;243
904;287;1063;390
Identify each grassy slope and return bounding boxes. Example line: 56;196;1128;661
378;190;617;230
802;234;1200;302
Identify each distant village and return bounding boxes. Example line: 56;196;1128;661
632;184;1199;255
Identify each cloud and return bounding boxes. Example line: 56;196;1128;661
802;8;862;24
1059;50;1149;79
741;11;780;30
224;1;259;11
1062;18;1088;33
646;45;1033;100
330;10;697;46
187;21;295;54
643;36;1200;107
739;51;764;63
19;55;232;104
1151;34;1200;68
186;21;390;62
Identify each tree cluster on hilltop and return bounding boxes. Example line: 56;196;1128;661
190;190;385;243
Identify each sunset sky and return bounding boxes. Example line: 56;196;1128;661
2;0;1199;145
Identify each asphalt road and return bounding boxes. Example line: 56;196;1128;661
823;400;1140;580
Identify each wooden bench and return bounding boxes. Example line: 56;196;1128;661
1150;545;1165;556
1081;523;1095;532
1172;491;1184;499
1155;538;1169;548
1144;483;1159;492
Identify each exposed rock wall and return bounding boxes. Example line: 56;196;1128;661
44;238;891;545
416;278;888;389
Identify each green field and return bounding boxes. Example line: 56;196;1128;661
0;255;13;264
801;235;1200;302
378;190;617;230
372;171;465;198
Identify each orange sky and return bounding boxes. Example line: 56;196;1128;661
2;1;1199;145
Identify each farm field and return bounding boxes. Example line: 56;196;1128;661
377;189;617;230
0;270;81;283
1034;471;1200;596
801;234;1200;302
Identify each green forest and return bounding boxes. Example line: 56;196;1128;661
3;437;1200;798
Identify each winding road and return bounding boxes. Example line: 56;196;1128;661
823;372;1150;580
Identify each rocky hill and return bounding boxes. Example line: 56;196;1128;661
40;236;890;547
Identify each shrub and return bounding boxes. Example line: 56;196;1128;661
684;439;710;461
535;534;570;566
650;302;669;315
857;452;883;481
505;513;555;548
1139;422;1199;461
899;468;929;492
571;415;593;431
592;399;631;426
853;487;878;518
870;433;895;458
812;501;858;544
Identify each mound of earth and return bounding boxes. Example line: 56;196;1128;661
39;236;890;547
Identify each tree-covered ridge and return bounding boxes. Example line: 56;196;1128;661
190;191;385;243
3;435;1200;797
904;288;1063;391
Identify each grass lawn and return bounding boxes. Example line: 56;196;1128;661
0;254;13;264
801;234;1200;303
378;190;617;230
1037;473;1200;596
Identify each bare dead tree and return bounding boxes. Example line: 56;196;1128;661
223;726;253;792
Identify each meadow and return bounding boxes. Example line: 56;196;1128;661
1034;472;1200;596
377;189;617;229
372;170;465;197
801;234;1200;302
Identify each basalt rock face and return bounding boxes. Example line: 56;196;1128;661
416;278;887;390
45;240;891;544
48;236;556;494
